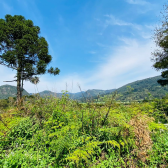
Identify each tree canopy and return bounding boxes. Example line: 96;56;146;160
0;14;60;103
152;5;168;86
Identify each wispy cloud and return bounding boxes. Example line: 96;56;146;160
89;51;97;54
104;14;141;30
21;37;159;93
126;0;149;5
0;36;160;93
86;38;158;89
0;0;161;94
104;14;130;26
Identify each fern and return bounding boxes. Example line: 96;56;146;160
104;140;120;149
65;141;101;166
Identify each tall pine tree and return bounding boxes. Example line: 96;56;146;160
0;15;60;104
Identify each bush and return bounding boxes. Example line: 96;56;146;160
0;95;168;167
0;99;8;109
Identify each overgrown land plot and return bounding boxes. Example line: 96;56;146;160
1;6;168;167
0;94;168;167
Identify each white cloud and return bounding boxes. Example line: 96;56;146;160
126;0;149;5
34;39;160;92
73;37;157;91
104;14;130;26
0;37;160;93
104;15;141;30
91;38;159;89
0;9;160;94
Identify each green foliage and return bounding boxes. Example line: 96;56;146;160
0;14;60;102
0;99;8;109
147;131;168;166
0;14;53;76
152;5;168;86
0;94;168;167
8;117;40;140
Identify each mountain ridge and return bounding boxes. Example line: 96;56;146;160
0;75;168;101
0;84;29;99
100;75;168;102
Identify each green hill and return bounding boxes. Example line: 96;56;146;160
0;85;29;99
37;90;59;97
99;76;168;102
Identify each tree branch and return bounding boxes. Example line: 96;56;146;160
0;62;17;70
3;80;17;82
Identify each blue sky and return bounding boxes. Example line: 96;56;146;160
0;0;167;93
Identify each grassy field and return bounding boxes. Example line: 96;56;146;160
0;93;168;167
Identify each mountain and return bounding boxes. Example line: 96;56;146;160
78;89;116;101
37;90;60;97
38;89;115;100
99;76;168;102
1;75;168;101
0;85;29;99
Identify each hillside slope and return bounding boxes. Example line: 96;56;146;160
0;85;29;99
99;76;168;102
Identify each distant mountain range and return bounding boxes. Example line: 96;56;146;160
34;89;116;100
0;75;168;101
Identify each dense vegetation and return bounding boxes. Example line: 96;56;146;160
1;3;168;167
0;93;168;167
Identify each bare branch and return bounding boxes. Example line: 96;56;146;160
3;80;17;82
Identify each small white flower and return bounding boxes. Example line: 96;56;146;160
10;152;14;156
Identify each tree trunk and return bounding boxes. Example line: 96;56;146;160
17;71;21;105
17;59;22;106
21;73;23;98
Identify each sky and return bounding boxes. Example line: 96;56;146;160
0;0;167;93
